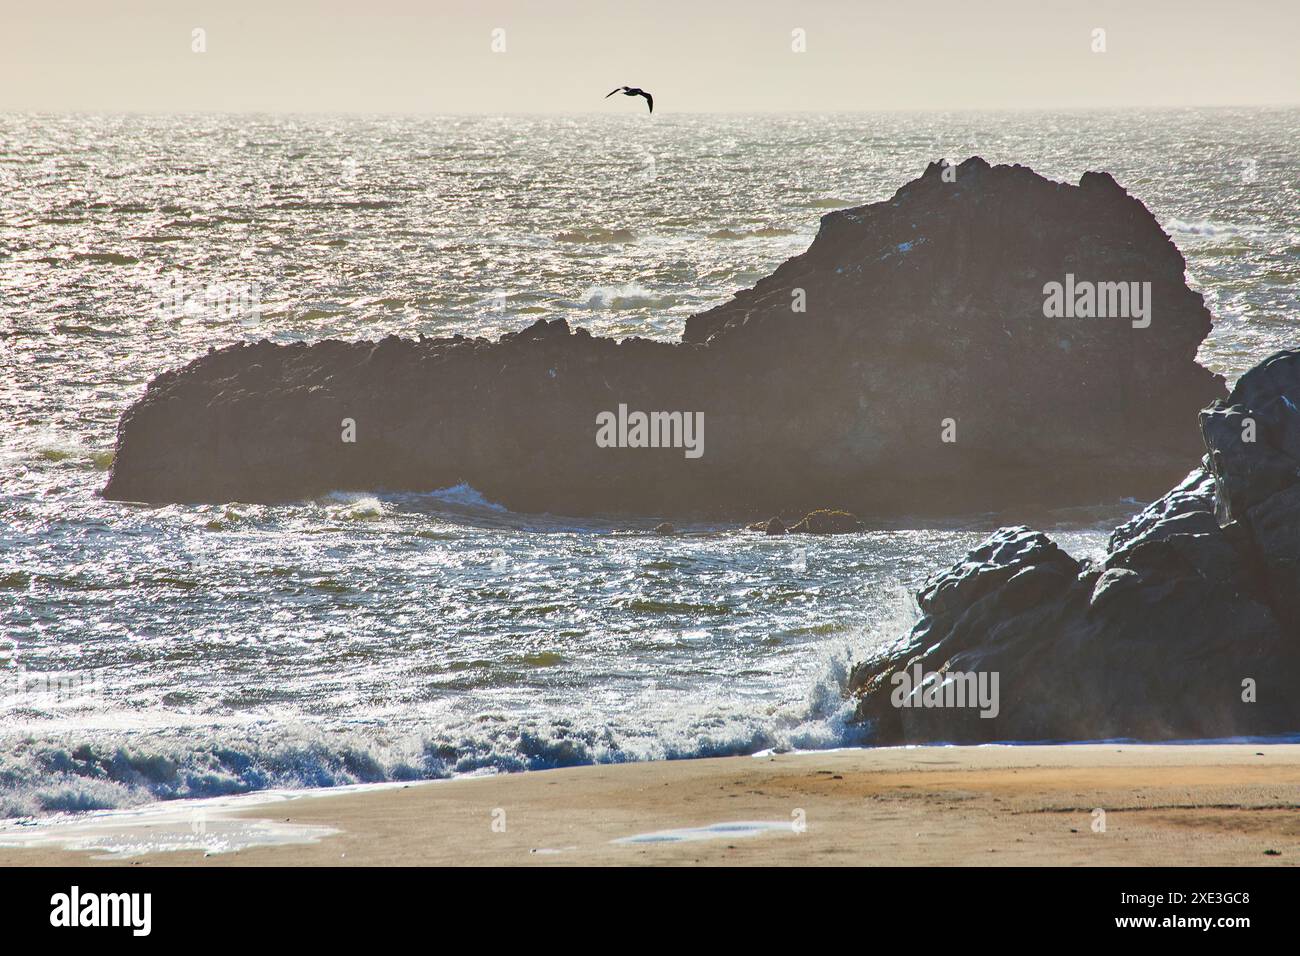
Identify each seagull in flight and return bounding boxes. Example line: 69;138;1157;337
605;86;653;113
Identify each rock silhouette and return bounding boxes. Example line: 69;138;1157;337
788;510;863;534
104;158;1224;515
849;349;1300;743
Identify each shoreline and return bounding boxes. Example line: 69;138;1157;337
2;743;1298;866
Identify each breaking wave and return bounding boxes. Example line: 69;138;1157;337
0;641;872;819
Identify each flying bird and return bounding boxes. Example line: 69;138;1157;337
605;86;653;113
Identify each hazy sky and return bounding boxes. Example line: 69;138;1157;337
2;0;1297;113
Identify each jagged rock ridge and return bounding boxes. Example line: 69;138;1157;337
104;158;1224;515
849;349;1300;743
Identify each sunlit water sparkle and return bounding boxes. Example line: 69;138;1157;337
1;109;1297;816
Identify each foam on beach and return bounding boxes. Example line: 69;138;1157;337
0;789;347;859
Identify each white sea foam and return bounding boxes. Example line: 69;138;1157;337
575;283;677;311
335;494;386;520
0;637;877;818
1165;218;1254;237
422;482;509;512
0;788;354;858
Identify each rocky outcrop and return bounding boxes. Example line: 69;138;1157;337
748;510;863;534
789;510;864;534
103;158;1225;515
849;350;1300;743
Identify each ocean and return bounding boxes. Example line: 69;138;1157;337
1;108;1297;817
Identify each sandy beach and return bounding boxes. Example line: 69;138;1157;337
2;744;1298;867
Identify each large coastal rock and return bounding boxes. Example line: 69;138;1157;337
849;349;1300;743
104;158;1225;515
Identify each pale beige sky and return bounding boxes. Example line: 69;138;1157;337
1;0;1296;113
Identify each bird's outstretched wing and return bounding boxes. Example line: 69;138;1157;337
604;88;623;98
642;91;653;113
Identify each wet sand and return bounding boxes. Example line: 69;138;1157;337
2;744;1299;866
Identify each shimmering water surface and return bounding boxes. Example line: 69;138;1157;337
1;110;1297;816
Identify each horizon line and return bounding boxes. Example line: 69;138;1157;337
4;102;1299;119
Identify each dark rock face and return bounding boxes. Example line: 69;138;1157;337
788;509;864;534
104;158;1224;515
849;350;1300;743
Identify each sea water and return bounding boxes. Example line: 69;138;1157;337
1;109;1297;816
